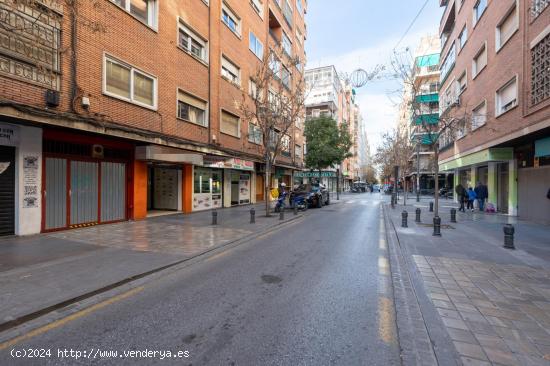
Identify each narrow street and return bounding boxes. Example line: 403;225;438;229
0;194;401;365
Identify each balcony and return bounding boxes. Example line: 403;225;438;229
439;1;455;50
269;9;282;43
412;113;439;126
415;93;439;103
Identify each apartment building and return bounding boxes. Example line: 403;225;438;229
303;65;362;190
409;35;443;193
0;0;308;236
437;0;550;222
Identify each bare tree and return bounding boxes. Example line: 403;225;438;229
374;128;413;187
390;49;478;216
237;47;306;217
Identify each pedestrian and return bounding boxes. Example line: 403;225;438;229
467;187;477;211
475;181;488;212
455;183;466;212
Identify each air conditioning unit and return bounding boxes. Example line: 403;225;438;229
454;96;461;106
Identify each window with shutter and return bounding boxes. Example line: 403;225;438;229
472;44;487;77
496;77;517;116
177;90;207;126
472;101;487;129
221;111;240;137
496;5;518;50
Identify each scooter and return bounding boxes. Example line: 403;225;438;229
274;190;288;212
290;193;309;211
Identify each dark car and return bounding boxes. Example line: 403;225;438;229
290;183;330;208
439;187;450;197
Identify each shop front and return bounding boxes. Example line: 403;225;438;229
202;156;255;208
440;148;516;215
42;129;132;231
294;171;337;191
0;122;42;236
193;167;223;211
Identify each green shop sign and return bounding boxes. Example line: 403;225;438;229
439;148;513;171
295;171;337;178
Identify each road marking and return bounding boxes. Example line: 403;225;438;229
378;296;397;344
0;286;144;350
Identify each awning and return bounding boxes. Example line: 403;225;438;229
439;148;513;172
416;53;440;67
135;145;203;165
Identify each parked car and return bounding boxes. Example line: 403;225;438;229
372;184;381;192
290;183;330;208
439;187;451;197
383;184;394;194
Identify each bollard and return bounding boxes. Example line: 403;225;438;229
391;193;396;209
450;208;457;223
433;216;441;236
503;224;515;249
280;208;284;221
293;205;298;216
429;201;434;212
250;208;255;224
415;208;421;223
212;210;218;225
402;210;408;228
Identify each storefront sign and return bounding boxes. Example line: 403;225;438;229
439;148;513;172
294;171;337;178
203;157;254;171
0;124;19;146
23;155;39;208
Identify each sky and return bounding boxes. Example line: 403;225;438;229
305;0;443;155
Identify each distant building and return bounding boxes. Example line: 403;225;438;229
438;0;550;222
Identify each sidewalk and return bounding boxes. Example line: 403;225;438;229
384;201;550;366
0;203;304;330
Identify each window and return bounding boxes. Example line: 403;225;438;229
472;43;487;78
250;0;263;17
281;65;291;88
295;116;302;129
283;0;293;27
177;90;207;126
221;111;240;137
440;42;456;82
473;0;487;25
531;33;550;105
104;55;156;108
110;0;157;28
248;122;262;144
178;23;208;62
472;101;487;129
249;32;264;59
496;77;518;116
221;56;240;85
281;134;291;156
496;4;518;50
295;144;302;158
249;79;258;99
296;0;303;14
531;0;550;19
457;71;467;94
269;52;281;78
296;28;304;46
282;32;292;56
222;3;241;35
458;25;467;50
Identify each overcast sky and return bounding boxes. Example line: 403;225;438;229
305;0;443;155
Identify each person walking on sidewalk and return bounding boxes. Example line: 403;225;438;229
467;187;477;211
455;183;467;212
475;181;488;212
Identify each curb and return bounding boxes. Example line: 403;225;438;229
383;204;460;366
0;214;304;334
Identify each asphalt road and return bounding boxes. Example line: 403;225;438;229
1;194;400;366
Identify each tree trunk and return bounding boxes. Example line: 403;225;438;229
265;159;271;217
434;145;440;217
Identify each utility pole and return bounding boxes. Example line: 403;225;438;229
336;166;340;200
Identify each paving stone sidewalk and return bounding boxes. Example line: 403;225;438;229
385;202;550;366
0;202;304;327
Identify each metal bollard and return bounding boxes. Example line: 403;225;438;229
293;205;298;216
415;208;421;223
280;208;284;221
503;224;515;249
402;210;408;228
212;210;218;225
433;216;441;236
391;193;395;209
429;201;434;212
250;208;255;224
450;208;457;223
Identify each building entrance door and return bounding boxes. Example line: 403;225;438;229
147;166;179;212
498;163;509;213
0;146;15;236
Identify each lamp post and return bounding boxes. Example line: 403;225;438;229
416;142;420;202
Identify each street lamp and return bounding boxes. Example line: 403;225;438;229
416;142;420;202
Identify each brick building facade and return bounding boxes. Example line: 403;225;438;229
437;0;550;222
0;0;308;236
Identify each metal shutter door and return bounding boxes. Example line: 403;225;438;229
101;162;126;222
45;157;67;230
70;161;98;225
0;146;15;236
